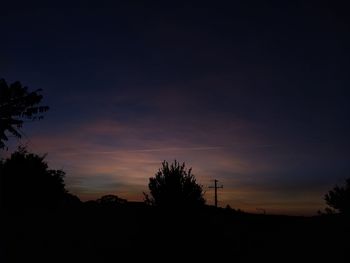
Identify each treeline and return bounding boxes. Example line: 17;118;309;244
1;78;350;216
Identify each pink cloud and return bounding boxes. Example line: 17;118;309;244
16;116;326;215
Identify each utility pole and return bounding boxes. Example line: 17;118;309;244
209;179;223;207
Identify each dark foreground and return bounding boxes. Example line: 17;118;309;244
3;205;349;262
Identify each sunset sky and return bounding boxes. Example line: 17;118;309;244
1;1;350;215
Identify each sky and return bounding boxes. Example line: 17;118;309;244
1;1;350;215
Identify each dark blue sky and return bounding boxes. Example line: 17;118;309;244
1;1;350;215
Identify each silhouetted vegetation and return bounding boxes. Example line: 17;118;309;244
0;147;78;213
97;194;127;204
2;153;349;262
96;194;127;207
144;160;205;208
324;178;350;215
0;78;49;149
62;192;82;209
0;83;347;261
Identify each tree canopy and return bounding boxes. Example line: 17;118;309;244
145;160;205;208
0;78;49;149
96;194;127;207
0;147;73;212
324;178;350;215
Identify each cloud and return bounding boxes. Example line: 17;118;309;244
17;112;341;215
22;117;252;197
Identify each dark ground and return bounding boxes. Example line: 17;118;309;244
3;205;349;262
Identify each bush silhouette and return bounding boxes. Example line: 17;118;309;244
0;78;49;149
145;160;205;208
324;178;350;215
0;147;72;212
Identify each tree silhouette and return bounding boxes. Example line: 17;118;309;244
0;147;72;212
96;194;127;207
145;160;205;208
0;78;49;149
324;178;350;215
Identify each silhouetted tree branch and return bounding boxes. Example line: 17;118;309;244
324;178;350;215
0;78;49;149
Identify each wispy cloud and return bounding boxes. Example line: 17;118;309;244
17;114;340;216
60;146;225;155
